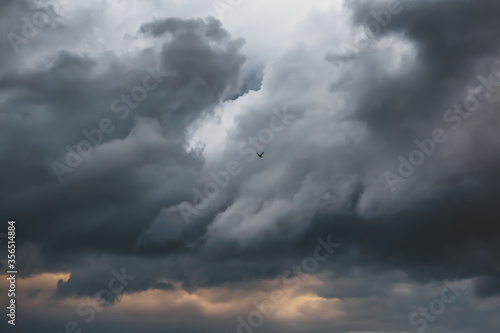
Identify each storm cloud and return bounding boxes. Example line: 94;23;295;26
0;0;500;333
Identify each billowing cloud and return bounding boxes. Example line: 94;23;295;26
1;0;500;332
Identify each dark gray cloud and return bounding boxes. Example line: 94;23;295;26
0;3;246;277
1;0;500;332
474;276;500;299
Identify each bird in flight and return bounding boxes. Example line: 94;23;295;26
257;152;264;158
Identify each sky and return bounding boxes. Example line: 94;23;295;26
0;0;500;332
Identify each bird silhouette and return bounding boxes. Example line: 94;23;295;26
257;152;264;158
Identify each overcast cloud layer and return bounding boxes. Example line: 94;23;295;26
1;0;500;332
